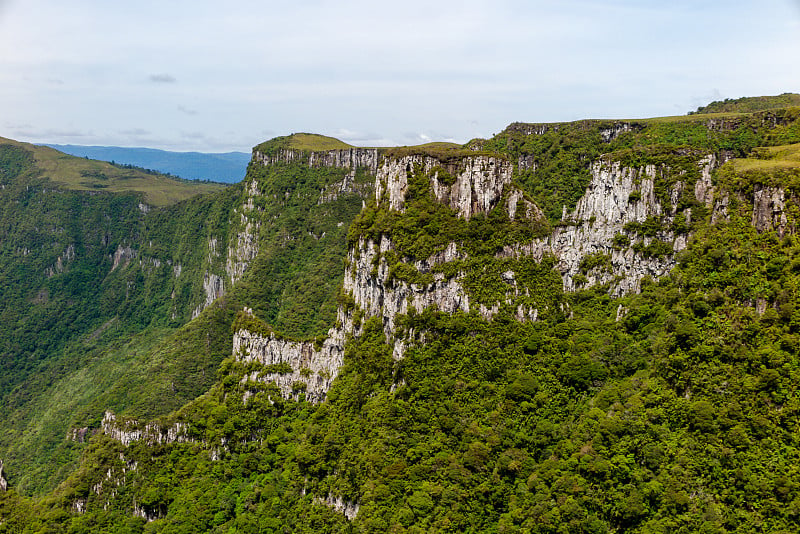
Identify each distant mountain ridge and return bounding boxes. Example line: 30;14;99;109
44;144;250;183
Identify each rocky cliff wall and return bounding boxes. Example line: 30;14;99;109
0;459;7;491
101;411;190;447
226;177;262;286
237;152;720;394
543;160;688;294
752;184;790;235
233;323;345;403
343;237;470;348
375;155;517;219
253;148;379;175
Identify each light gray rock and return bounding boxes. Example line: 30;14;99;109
101;411;190;447
375;155;515;219
233;327;344;403
752;185;788;235
193;272;225;318
314;493;360;520
499;158;707;295
253;148;379;175
226;178;262;285
0;459;7;491
110;245;136;271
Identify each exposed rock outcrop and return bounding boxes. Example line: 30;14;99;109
752;185;789;235
375;155;515;219
253;148;379;175
0;459;7;491
193;272;225;318
233;326;345;403
46;243;76;277
500;157;721;294
226;178;262;285
111;245;135;271
599;122;634;142
344;237;470;340
101;411;190;447
315;493;360;520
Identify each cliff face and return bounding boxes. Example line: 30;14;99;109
752;184;790;235
0;458;7;492
504;158;700;295
231;149;720;401
102;142;773;412
101;411;190;447
252;148;379;175
375;154;522;219
233;321;345;403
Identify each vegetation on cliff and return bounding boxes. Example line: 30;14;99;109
2;95;800;532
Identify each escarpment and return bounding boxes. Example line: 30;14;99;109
96;131;794;418
227;146;739;401
375;154;521;218
252;147;380;175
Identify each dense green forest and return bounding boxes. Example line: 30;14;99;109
2;95;800;532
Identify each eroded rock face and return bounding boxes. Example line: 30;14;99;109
101;411;190;447
0;458;7;491
253;148;379;175
550;161;681;294
500;158;715;295
193;272;225;318
752;185;788;235
226;178;262;286
233;325;345;403
344;237;471;339
375;155;515;219
110;245;135;271
314;493;360;520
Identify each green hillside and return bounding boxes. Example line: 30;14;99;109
0;137;225;206
254;133;353;155
2;96;800;532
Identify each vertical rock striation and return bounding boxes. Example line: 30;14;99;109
752;185;789;235
252;148;379;175
375;155;515;218
101;411;190;447
233;324;345;403
0;458;7;491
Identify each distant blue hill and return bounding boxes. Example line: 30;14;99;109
45;145;251;183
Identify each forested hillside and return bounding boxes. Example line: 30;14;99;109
2;95;800;532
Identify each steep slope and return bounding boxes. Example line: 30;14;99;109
0;136;373;494
3;101;800;532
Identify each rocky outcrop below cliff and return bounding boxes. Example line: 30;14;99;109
233;309;347;402
101;411;191;447
314;493;360;520
0;459;7;491
46;243;76;277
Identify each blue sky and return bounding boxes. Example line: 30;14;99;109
1;0;799;152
